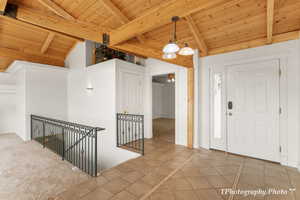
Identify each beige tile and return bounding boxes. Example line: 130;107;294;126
111;191;137;200
102;178;130;194
80;188;113;200
123;171;145;183
238;174;264;187
101;169;122;181
149;190;175;200
165;177;194;191
186;176;213;189
141;173;163;186
126;180;152;197
181;167;202;177
198;167;220;176
265;176;291;189
264;192;294;200
95;176;109;186
206;175;232;188
194;189;223;200
173;190;199;200
215;165;239;176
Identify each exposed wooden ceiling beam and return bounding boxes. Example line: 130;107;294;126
7;7;190;68
113;40;193;68
0;0;7;14
0;14;82;42
109;0;224;45
41;32;55;54
16;6;106;42
267;0;275;44
37;0;75;20
0;46;64;67
209;30;300;55
101;0;128;24
100;0;145;43
185;15;208;56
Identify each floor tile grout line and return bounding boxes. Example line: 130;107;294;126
139;154;194;200
228;158;245;200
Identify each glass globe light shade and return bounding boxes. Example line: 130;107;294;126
163;42;180;53
178;44;194;56
162;52;177;59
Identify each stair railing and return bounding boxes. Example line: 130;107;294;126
116;113;144;155
31;115;104;176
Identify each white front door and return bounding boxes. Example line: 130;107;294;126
227;59;280;162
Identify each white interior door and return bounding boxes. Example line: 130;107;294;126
227;59;280;162
118;69;144;115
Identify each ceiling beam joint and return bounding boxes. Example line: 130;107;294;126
41;32;55;53
109;0;225;45
100;0;146;43
185;15;208;56
38;0;75;20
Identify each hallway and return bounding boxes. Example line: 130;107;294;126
153;118;175;144
53;138;299;200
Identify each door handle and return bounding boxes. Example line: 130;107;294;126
228;112;233;116
228;101;233;110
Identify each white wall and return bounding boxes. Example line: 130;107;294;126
14;67;26;140
152;82;175;119
145;58;188;146
199;40;300;168
0;84;16;134
7;61;68;141
65;41;87;70
67;57;140;170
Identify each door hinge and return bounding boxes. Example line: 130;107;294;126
279;69;282;77
279;146;282;153
279;107;282;115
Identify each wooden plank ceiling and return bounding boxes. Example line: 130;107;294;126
0;0;300;71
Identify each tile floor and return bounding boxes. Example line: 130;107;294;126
54;138;300;200
0;134;91;200
1;132;299;200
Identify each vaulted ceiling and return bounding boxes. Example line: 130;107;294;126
0;0;300;71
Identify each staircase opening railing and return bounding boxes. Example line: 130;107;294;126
116;113;144;155
30;115;105;176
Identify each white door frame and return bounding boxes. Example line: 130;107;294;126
209;57;288;165
144;65;188;146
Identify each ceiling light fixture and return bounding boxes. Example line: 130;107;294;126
163;16;180;54
162;16;194;59
178;43;194;56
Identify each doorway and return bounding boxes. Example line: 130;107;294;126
152;74;176;143
210;59;280;162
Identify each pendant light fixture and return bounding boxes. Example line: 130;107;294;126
178;43;194;56
163;16;180;54
162;16;194;59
